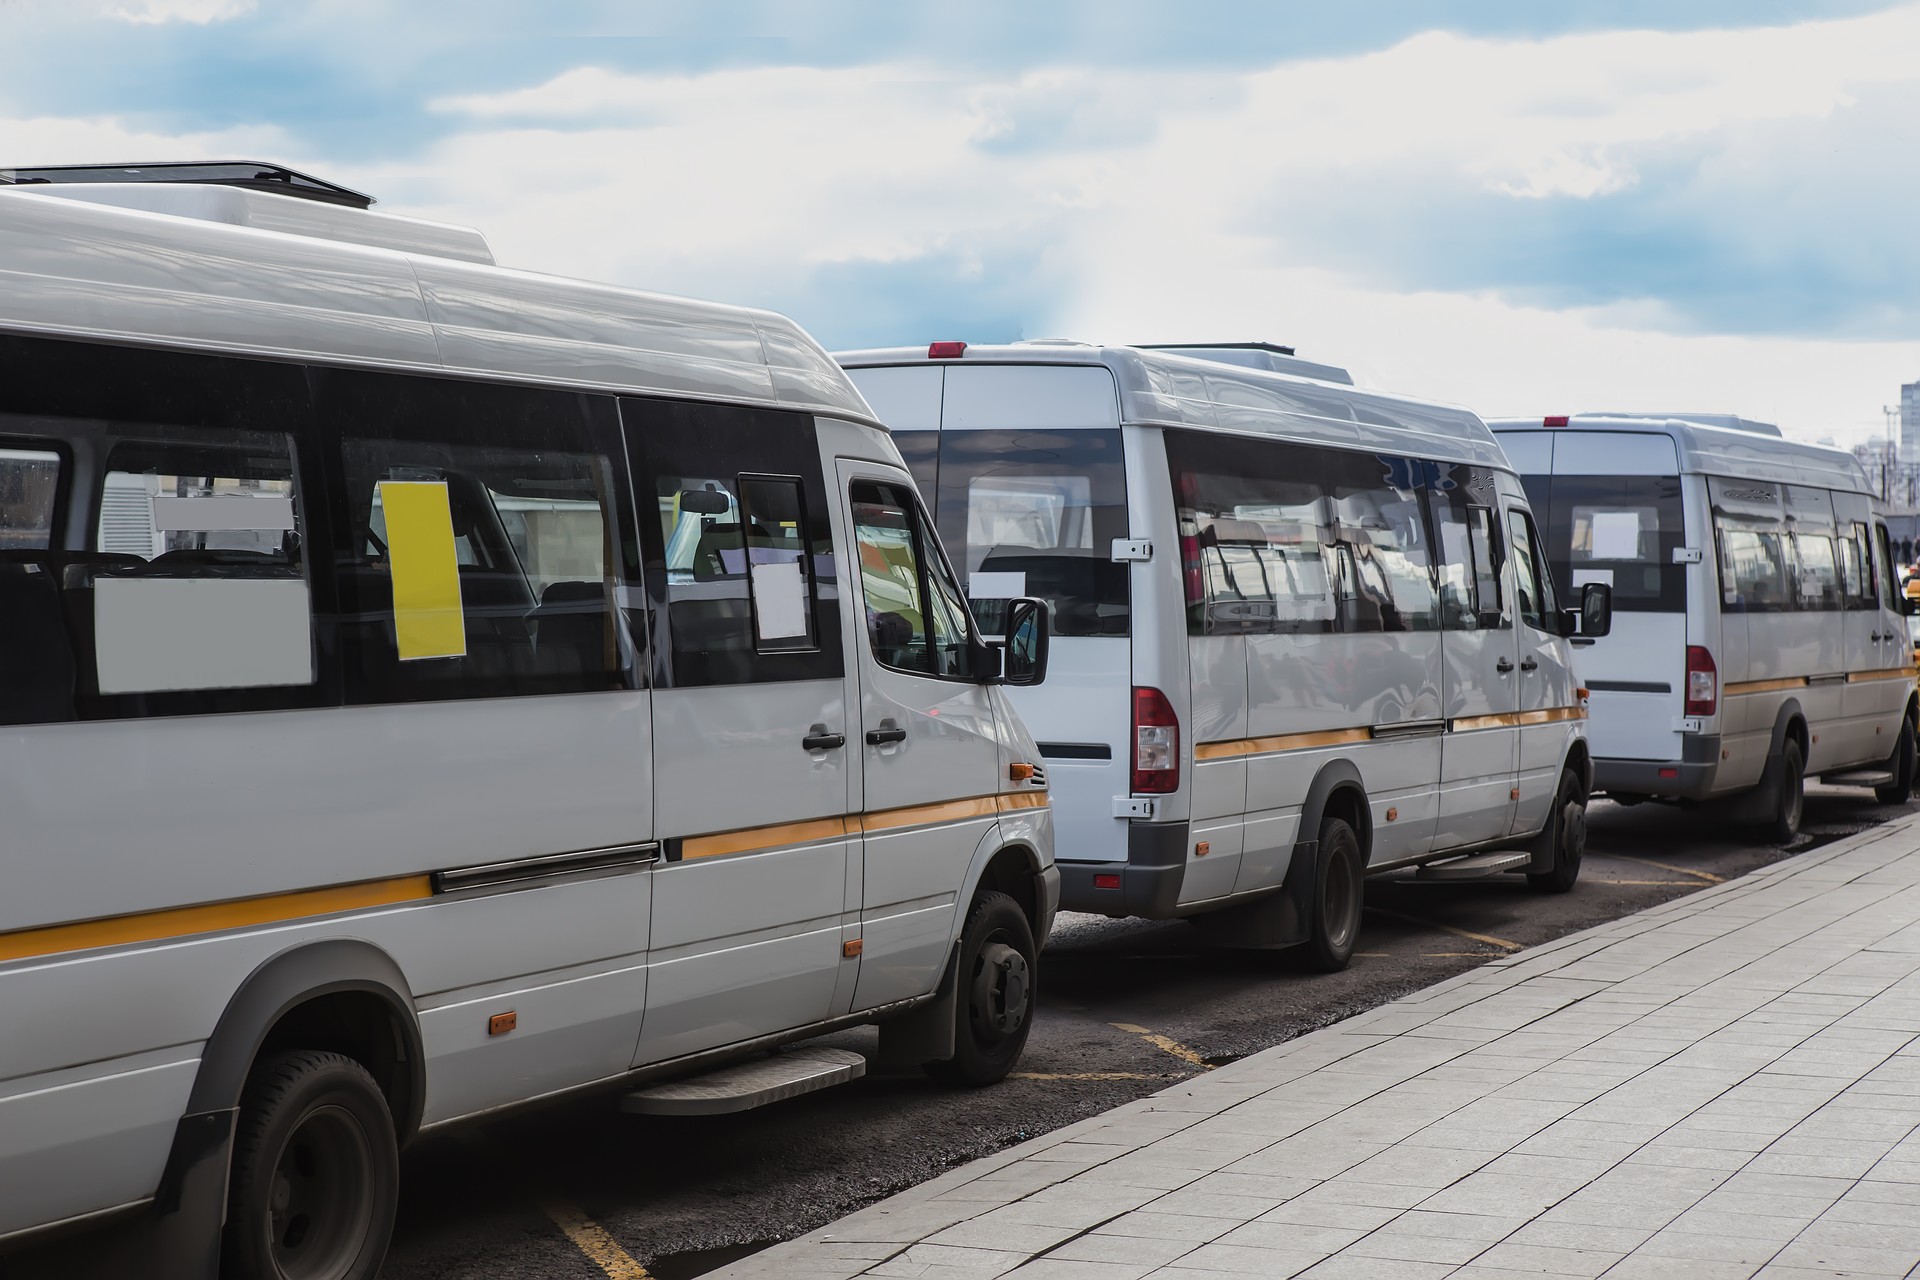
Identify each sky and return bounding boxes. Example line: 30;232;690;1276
3;0;1918;445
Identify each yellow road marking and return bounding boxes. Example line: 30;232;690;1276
1010;1071;1183;1081
1363;906;1522;952
1611;855;1723;884
541;1200;654;1280
1110;1022;1213;1069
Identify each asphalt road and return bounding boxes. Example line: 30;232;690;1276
9;785;1909;1280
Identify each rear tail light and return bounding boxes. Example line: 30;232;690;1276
1685;646;1717;716
1093;873;1121;890
1132;686;1179;794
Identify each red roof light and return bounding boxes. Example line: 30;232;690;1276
927;341;967;359
1543;415;1570;427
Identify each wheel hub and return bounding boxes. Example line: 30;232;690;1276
971;940;1030;1039
267;1104;376;1280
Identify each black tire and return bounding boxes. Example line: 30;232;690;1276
1768;738;1806;844
1875;716;1917;805
1299;816;1363;973
924;891;1037;1086
223;1050;398;1280
1527;768;1587;894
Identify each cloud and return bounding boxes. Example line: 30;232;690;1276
108;0;255;23
5;1;1918;443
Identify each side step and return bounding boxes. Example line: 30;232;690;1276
620;1046;867;1116
1823;769;1895;788
1414;850;1532;881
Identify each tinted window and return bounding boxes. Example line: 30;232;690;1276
1166;430;1334;635
893;430;939;503
1509;509;1551;632
1838;522;1876;610
625;397;841;688
1533;474;1685;612
0;337;329;725
1790;533;1840;612
1428;465;1507;631
0;447;60;550
1718;526;1791;611
928;428;1129;637
1325;452;1439;633
851;480;973;678
320;370;635;702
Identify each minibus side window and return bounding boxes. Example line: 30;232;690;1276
849;480;972;679
1165;429;1333;636
0;446;61;549
1327;452;1439;634
1877;524;1902;607
1508;509;1552;632
623;396;841;689
1427;465;1507;632
1838;523;1876;610
1790;533;1841;612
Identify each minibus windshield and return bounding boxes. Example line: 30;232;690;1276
899;428;1129;637
1520;473;1685;612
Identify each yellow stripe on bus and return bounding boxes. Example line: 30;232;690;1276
1724;676;1810;696
0;875;433;965
1451;706;1588;733
1195;728;1371;761
1846;668;1918;684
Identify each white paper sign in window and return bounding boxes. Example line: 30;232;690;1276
969;570;1027;600
94;577;314;694
751;560;809;642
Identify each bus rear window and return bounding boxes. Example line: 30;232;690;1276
1533;474;1686;612
925;429;1129;637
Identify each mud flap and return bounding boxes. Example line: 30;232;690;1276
1190;838;1318;949
875;943;959;1072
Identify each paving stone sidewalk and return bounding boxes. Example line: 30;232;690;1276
716;815;1920;1280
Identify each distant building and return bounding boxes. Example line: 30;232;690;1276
1904;380;1920;462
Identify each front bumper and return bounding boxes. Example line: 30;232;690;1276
1056;820;1190;918
1594;734;1722;801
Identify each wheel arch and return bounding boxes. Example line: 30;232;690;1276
1298;757;1372;863
1767;698;1809;762
184;938;424;1143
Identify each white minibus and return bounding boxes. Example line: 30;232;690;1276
1490;413;1918;838
837;341;1611;971
0;163;1057;1280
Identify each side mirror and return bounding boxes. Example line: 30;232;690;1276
1575;582;1613;638
1000;597;1051;686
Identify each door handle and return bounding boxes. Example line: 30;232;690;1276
866;722;908;746
802;725;845;751
1496;657;1514;674
1520;657;1539;673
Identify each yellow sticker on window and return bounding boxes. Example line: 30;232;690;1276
380;481;466;660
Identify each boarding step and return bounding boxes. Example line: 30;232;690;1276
1822;769;1896;788
620;1046;867;1116
1414;850;1532;881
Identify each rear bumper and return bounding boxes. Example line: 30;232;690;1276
1594;734;1722;800
1056;821;1189;918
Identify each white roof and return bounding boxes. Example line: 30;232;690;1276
1488;413;1870;494
836;342;1508;471
0;185;876;426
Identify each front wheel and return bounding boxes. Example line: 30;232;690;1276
1299;816;1363;973
1527;768;1587;893
223;1050;398;1280
1875;716;1917;805
1767;738;1806;844
925;890;1037;1086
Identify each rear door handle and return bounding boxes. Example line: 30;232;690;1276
1496;658;1514;674
1520;657;1539;673
866;723;908;746
802;726;845;751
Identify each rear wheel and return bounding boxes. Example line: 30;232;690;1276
1299;816;1363;973
1527;768;1587;893
1767;738;1806;844
1875;716;1917;805
223;1050;397;1280
925;891;1036;1086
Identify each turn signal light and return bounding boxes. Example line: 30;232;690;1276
1685;646;1717;716
1132;686;1180;794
